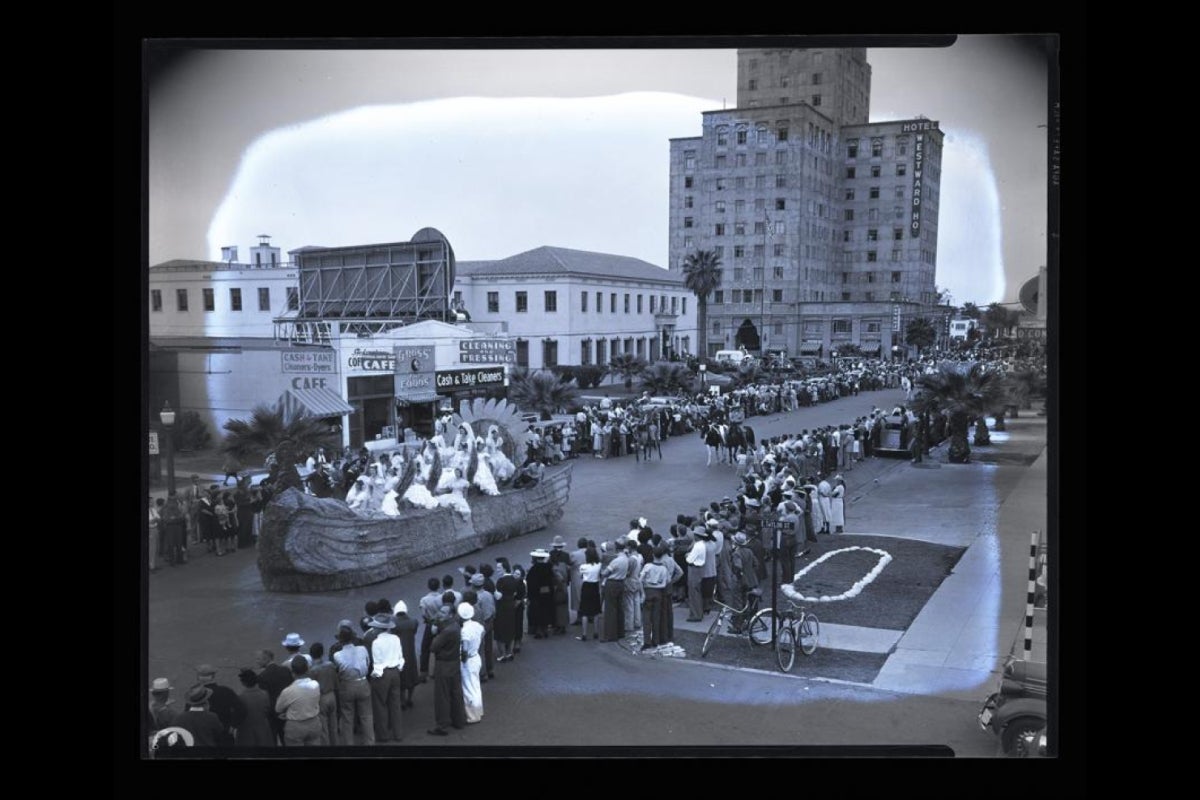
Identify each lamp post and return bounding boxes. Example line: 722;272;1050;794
160;401;177;496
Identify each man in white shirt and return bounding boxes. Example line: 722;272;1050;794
275;657;322;746
332;626;374;745
368;613;405;743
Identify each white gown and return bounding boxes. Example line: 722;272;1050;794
485;430;516;482
402;481;439;510
381;489;401;516
472;455;500;496
817;480;834;531
460;619;484;723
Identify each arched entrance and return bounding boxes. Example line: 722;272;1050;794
735;319;760;352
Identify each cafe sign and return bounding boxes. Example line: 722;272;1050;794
346;347;396;374
436;367;506;394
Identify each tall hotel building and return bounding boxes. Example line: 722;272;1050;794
669;48;944;359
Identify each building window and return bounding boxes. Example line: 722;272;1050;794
736;177;746;190
736;153;747;167
684;217;694;229
842;292;851;301
869;186;880;199
202;288;215;312
867;229;878;242
684;196;693;209
731;290;741;304
846;167;856;179
735;222;746;236
286;287;299;312
866;321;882;333
748;78;758;90
868;208;879;222
713;320;721;334
736;127;748;145
151;290;162;312
650;296;656;313
774;244;785;257
581;339;591;365
780;74;790;88
772;289;783;302
845;189;856;201
637;294;644;313
897;139;909;156
865;291;875;301
754;222;765;236
715;224;726;237
515;291;528;313
867;251;877;262
892;250;902;262
897;164;907;176
753;266;764;281
624;294;631;314
671;296;678;314
715;155;727;168
847;141;858;159
715;201;726;214
581;291;588;312
258;287;270;311
714;290;724;304
682;298;687;315
542;339;558;368
811;94;822;106
773;266;785;280
895;186;905;199
544;291;557;312
812;72;822;85
716;178;727;191
775;198;786;211
684;237;693;249
776;124;788;142
867;272;876;283
734;247;745;260
684;176;694;189
844;209;854;221
596;339;607;367
717;127;728;147
229;287;242;311
833;319;852;334
870;165;881;178
894;206;905;220
776;175;787;188
872;139;883;157
756;152;767;166
892;271;902;282
773;322;784;335
842;230;851;243
685;150;696;169
714;246;724;258
894;228;904;241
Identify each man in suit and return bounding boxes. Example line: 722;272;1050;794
194;664;244;744
252;651;292;745
427;612;467;736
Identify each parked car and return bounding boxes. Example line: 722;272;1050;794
978;656;1047;756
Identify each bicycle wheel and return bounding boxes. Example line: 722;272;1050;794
747;607;776;646
776;625;796;672
799;613;819;655
701;612;724;658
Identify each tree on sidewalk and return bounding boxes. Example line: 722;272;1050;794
682;249;722;361
222;404;339;467
911;364;1004;463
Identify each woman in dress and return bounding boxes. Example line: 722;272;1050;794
346;476;373;514
472;452;500;496
829;475;846;534
435;468;472;518
509;564;528;654
493;559;519;662
392;601;420;710
575;547;603;641
485;425;516;482
458;603;485;724
592;421;604;458
816;479;834;535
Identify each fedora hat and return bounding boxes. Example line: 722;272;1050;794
281;633;305;648
151;677;171;692
367;613;396;630
551;535;566;549
185;685;212;706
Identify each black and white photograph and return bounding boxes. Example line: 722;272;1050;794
141;35;1061;760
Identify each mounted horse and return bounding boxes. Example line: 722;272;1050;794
726;422;756;460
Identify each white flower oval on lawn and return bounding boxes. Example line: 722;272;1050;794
785;547;893;603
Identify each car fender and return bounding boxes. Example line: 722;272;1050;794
992;698;1046;731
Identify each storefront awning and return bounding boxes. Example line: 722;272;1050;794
396;390;441;405
279;387;355;419
799;341;823;354
859;343;882;354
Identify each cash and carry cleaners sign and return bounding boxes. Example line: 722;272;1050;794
436;367;506;393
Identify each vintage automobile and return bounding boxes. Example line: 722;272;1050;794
978;656;1047;757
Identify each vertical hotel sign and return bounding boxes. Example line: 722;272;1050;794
901;120;937;238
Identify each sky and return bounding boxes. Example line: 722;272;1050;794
147;37;1053;306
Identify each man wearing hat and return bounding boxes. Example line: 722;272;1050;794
468;572;497;680
149;677;177;732
549;537;571;636
252;651;292;745
281;633;312;669
728;532;762;632
525;549;555;639
195;664;245;743
175;685;231;747
368;612;405;743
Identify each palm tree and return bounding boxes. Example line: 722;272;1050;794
508;370;580;420
960;302;982;320
904;317;937;356
221;404;340;467
733;361;765;389
682;249;723;361
639;362;694;396
607;353;648;390
911;364;1005;463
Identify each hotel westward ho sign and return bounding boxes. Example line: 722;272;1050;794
900;119;938;238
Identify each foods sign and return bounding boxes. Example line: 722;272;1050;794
394;346;436;397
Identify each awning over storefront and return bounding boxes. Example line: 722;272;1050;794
395;390;441;405
279;387;355;419
859;343;882;355
799;341;823;355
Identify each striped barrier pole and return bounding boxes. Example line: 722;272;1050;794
1024;530;1040;659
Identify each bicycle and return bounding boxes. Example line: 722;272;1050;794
775;600;820;672
699;590;776;657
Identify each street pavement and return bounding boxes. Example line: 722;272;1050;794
144;387;1047;755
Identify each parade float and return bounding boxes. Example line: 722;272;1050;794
257;398;572;592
